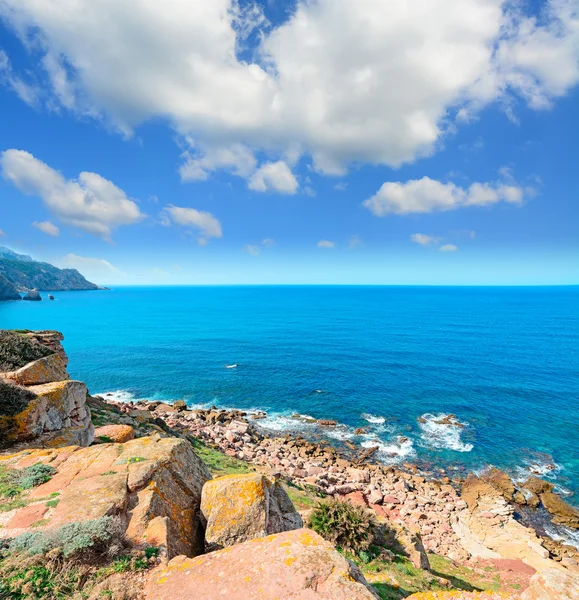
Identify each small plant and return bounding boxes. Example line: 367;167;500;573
100;471;117;476
31;519;51;528
98;435;115;443
45;499;60;508
17;463;56;489
125;457;146;464
308;498;376;555
144;546;159;559
0;463;57;512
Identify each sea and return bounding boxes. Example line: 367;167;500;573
1;286;578;517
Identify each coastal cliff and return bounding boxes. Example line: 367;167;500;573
0;246;99;293
0;273;21;301
1;329;578;599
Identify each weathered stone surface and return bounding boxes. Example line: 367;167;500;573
200;473;303;550
520;568;579;599
522;477;554;496
0;380;94;448
0;274;21;301
539;493;579;529
0;353;69;386
377;519;430;570
94;424;135;443
0;435;212;558
145;528;379;599
484;468;515;502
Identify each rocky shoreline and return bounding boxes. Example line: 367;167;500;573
101;397;579;570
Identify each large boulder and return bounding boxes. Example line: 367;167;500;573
520;569;579;599
0;353;69;386
0;435;212;559
200;473;303;550
94;424;135;443
0;380;94;448
145;528;379;600
539;493;579;529
22;289;42;301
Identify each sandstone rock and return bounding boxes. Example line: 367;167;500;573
95;424;136;443
522;476;554;496
0;353;69;386
200;473;302;550
0;435;211;559
0;379;94;448
484;468;515;502
172;400;187;411
145;528;379;599
520;568;579;599
22;289;42;301
539;492;579;529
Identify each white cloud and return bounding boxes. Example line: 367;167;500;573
348;235;363;249
1;1;576;177
262;238;275;247
244;244;261;256
317;240;335;249
364;175;526;216
440;244;459;252
33;220;60;237
335;182;348;192
0;50;40;107
62;253;119;275
162;205;222;245
1;149;144;241
411;233;441;246
248;161;298;194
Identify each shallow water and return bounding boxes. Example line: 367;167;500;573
1;285;578;503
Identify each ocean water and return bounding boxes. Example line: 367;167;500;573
1;285;578;504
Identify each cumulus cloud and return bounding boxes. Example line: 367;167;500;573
162;205;222;245
244;244;261;256
0;150;144;241
248;161;298;194
440;244;459;252
411;233;441;246
62;253;119;275
364;175;526;216
33;220;60;237
1;0;576;177
317;240;335;249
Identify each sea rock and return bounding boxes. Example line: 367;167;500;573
0;379;94;448
145;528;380;600
520;568;579;599
200;473;303;550
172;400;187;411
539;492;579;529
483;468;516;502
522;476;554;495
94;424;136;443
0;435;212;559
22;289;42;301
0;273;21;301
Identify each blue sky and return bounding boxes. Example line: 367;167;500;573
0;0;577;285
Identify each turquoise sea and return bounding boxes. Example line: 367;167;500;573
1;286;578;507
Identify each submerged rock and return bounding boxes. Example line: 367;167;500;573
200;473;303;550
145;528;380;600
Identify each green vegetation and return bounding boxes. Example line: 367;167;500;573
45;499;60;508
284;480;322;510
0;463;56;512
308;498;376;555
0;381;37;421
97;436;114;443
188;437;252;476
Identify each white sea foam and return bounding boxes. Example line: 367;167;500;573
361;436;416;464
259;412;317;432
97;390;140;403
418;413;474;452
544;524;579;550
361;413;386;424
225;364;238;369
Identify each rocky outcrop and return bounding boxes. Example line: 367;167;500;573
22;289;42;301
94;424;136;443
520;568;579;599
0;329;93;449
539;493;579;529
145;528;379;599
200;473;303;550
0;435;212;559
376;519;431;570
0;273;21;300
455;474;560;572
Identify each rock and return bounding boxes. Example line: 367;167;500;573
355;428;368;435
0;435;212;559
483;468;515;502
172;400;187;411
358;446;379;462
522;476;554;495
520;568;579;599
407;592;519;599
22;289;42;301
0;353;69;386
377;520;430;570
145;529;380;599
0;273;21;301
48;294;55;300
94;424;136;443
0;379;94;448
348;467;370;483
540;493;579;529
318;419;337;426
200;473;302;550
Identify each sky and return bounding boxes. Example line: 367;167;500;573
0;0;578;286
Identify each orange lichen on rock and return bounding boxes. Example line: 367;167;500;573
94;424;135;443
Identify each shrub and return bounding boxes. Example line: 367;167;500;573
0;381;37;420
0;331;53;372
16;463;56;489
9;516;127;560
307;498;376;555
0;463;57;512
